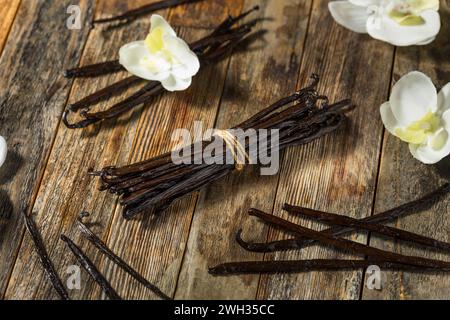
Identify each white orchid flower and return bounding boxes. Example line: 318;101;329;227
0;136;7;168
328;0;441;46
380;71;450;164
119;15;200;92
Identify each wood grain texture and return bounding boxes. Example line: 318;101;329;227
0;0;20;54
362;1;450;300
0;0;94;299
256;0;395;300
92;0;244;300
175;0;313;300
170;0;242;28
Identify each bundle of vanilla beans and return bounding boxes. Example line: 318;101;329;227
210;184;450;275
63;6;260;128
90;75;353;219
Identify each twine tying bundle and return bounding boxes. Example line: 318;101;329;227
214;130;250;171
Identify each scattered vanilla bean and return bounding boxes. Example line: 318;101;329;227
93;0;203;25
63;8;260;128
64;81;162;129
283;204;450;252
249;209;450;270
92;75;354;219
76;214;171;300
209;259;445;275
238;183;450;253
21;210;69;300
60;235;122;300
69;76;143;111
65;60;123;79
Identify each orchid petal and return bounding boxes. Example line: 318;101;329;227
164;35;200;79
119;41;171;81
443;110;450;132
0;136;6;167
329;1;369;33
437;83;450;113
389;71;437;125
380;102;399;135
146;15;177;54
349;0;380;6
161;75;192;92
409;128;450;164
150;15;176;37
409;144;437;163
411;0;440;12
367;9;440;46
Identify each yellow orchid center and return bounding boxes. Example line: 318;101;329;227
388;0;439;26
394;111;441;144
142;26;176;71
145;27;165;53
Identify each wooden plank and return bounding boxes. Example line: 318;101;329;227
3;0;164;300
174;0;313;300
97;0;245;300
0;0;94;299
171;0;243;28
362;2;450;300
256;0;395;300
0;0;20;54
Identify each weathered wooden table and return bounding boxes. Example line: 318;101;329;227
0;0;449;300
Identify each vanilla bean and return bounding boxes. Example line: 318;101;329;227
65;60;123;79
210;6;260;38
21;210;69;300
191;22;256;52
60;235;121;300
93;0;203;25
69;76;143;111
123;166;231;218
283;204;450;252
238;184;450;253
64;82;162;128
84;83;162;119
76;216;171;300
249;209;450;270
209;259;446;275
117;165;206;197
